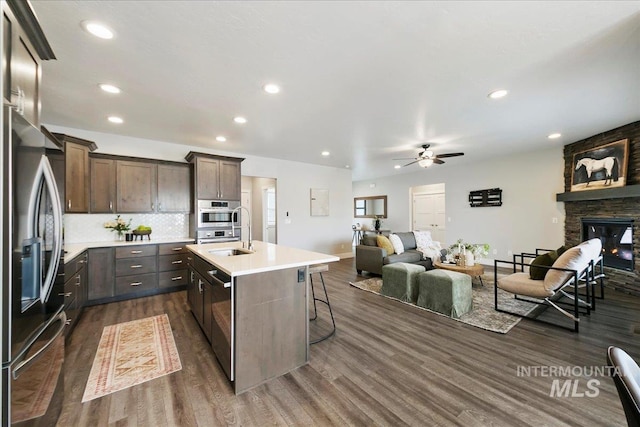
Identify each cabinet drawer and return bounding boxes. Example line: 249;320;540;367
115;245;157;259
158;243;190;255
116;256;157;276
159;269;187;288
64;272;82;297
64;252;87;278
115;273;157;295
159;253;188;271
193;254;215;284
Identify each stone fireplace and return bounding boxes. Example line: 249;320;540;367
559;121;640;295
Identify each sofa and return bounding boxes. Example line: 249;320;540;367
356;231;445;275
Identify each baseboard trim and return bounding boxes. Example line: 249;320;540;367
336;251;354;259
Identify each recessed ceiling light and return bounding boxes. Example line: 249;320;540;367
548;133;562;139
99;83;121;94
488;89;508;99
394;165;401;169
82;21;114;39
233;116;247;124
107;116;123;124
216;136;227;142
263;84;280;94
345;165;350;169
321;151;330;156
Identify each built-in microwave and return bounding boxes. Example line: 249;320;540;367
197;200;241;229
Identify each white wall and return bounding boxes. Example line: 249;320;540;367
353;146;566;262
48;125;353;255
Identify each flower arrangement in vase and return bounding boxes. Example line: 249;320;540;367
447;239;490;266
104;215;132;240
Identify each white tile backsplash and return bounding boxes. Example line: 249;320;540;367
65;213;189;243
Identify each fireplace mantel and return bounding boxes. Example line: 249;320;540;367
556;184;640;202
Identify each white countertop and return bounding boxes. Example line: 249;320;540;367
187;241;340;276
64;237;194;262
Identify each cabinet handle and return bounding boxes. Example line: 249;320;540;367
171;260;183;265
130;264;143;269
131;250;142;254
109;201;113;212
78;259;85;264
152;203;155;210
158;203;162;211
198;279;203;293
68;200;71;210
130;282;142;286
171;276;183;281
65;319;72;325
172;247;183;251
58;292;72;297
75;275;81;285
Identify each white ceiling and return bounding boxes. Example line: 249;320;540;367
31;1;640;181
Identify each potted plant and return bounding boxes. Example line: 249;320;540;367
373;215;382;231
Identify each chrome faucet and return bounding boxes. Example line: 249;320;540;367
231;205;252;251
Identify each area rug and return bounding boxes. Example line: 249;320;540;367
82;314;182;402
349;276;537;334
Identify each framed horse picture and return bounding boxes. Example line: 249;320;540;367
571;139;629;192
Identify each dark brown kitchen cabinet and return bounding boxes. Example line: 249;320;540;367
186;152;243;201
90;157;116;213
157;163;190;212
116;160;157;213
2;1;55;128
54;134;97;213
114;244;158;297
63;251;87;335
87;247;115;301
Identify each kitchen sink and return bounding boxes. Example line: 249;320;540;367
208;248;254;257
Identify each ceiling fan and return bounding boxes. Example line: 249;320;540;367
394;144;464;168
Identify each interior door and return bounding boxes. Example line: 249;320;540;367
263;187;277;244
412;193;446;243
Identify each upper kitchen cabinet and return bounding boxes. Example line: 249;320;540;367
54;133;97;213
90;157;116;213
116;160;157;213
157;163;190;212
185;152;243;201
2;0;56;128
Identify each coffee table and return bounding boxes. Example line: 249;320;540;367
433;260;485;286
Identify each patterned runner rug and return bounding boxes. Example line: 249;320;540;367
350;275;537;334
82;314;182;402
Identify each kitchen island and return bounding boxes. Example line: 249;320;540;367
186;240;339;394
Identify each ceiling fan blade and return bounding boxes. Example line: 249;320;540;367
433;158;445;164
393;157;419;160
402;160;421;167
435;152;464;158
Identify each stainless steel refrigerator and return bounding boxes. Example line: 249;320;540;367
2;106;66;425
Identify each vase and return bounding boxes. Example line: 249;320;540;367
116;231;124;241
465;252;475;266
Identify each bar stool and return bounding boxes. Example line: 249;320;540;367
309;264;336;344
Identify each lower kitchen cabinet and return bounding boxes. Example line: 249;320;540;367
63;251;87;335
87;247;115;300
86;241;191;306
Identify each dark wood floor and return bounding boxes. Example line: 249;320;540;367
58;258;640;426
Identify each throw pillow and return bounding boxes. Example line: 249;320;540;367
544;245;592;293
413;230;433;250
389;233;405;255
376;235;395;255
556;245;567;257
529;251;558;280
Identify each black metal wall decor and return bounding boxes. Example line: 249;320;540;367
469;188;502;207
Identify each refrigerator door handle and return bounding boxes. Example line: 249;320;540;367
11;307;66;379
25;155;63;304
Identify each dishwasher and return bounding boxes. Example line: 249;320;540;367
207;267;233;380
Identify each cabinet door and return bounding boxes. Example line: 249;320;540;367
189;270;205;327
12;33;40;127
88;248;115;301
219;160;241;200
117;160;157;213
65;142;90;213
90;158;116;213
157;163;190;212
203;281;213;342
195;157;220;199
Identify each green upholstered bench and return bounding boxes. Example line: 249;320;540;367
381;263;426;303
416;270;472;318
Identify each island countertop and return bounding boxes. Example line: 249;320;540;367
186;240;339;276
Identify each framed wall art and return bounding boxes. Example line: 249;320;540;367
571;139;629;192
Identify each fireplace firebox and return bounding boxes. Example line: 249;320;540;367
581;218;634;271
